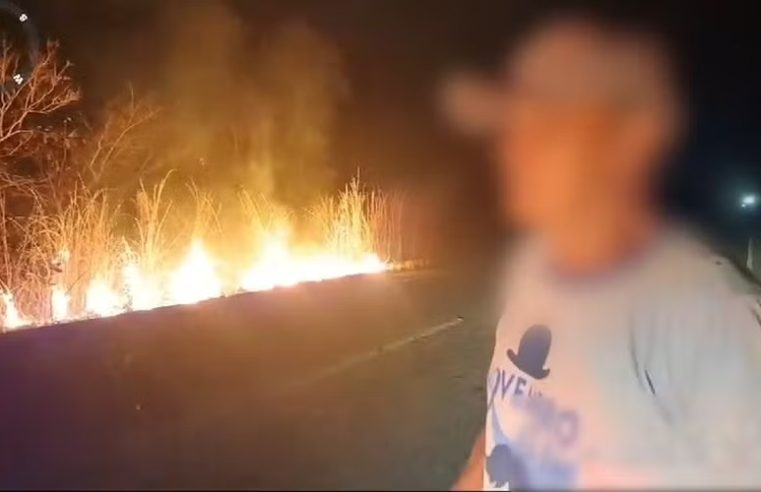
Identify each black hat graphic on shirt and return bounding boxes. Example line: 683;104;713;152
507;324;551;380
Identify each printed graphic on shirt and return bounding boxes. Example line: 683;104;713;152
486;410;530;489
486;324;580;490
508;324;552;380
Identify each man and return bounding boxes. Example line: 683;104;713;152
449;11;761;490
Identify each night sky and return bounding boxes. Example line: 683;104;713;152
6;0;761;252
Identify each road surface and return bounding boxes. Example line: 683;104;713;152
0;269;496;489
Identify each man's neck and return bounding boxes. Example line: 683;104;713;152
543;206;661;277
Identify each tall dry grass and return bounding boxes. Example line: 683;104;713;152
1;39;416;331
129;178;174;283
3;176;412;326
1;187;120;321
367;189;410;261
311;177;374;258
309;176;410;262
238;191;292;242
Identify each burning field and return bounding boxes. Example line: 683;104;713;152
1;177;396;331
0;31;417;332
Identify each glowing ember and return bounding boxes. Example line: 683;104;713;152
240;229;387;292
0;183;393;332
240;228;299;291
123;262;161;311
1;293;27;330
50;285;70;322
168;240;223;305
85;279;124;317
1;238;388;331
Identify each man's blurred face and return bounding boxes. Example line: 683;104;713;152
496;20;682;231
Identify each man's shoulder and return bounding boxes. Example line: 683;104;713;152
640;231;761;346
631;233;761;411
652;230;760;299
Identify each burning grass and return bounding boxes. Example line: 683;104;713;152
1;175;402;332
0;40;418;333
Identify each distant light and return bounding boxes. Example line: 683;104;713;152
741;193;758;209
19;12;27;22
12;73;23;85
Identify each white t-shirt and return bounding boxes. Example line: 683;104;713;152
484;230;761;489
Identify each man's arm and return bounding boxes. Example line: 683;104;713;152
641;289;761;486
453;428;485;491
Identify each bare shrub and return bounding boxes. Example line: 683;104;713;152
1;32;413;330
0;40;80;162
80;88;160;193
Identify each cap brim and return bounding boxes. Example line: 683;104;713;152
439;71;507;139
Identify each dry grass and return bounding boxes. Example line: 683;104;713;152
1;40;413;331
130;177;174;281
309;176;409;261
238;190;293;249
311;177;374;258
3;187;119;321
367;189;409;261
2;173;410;329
